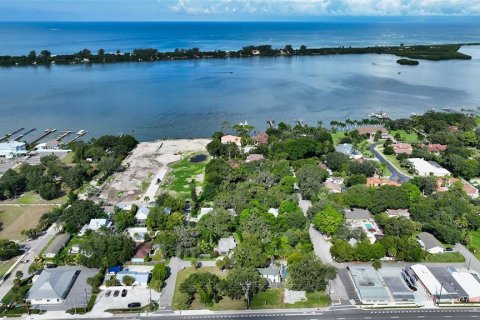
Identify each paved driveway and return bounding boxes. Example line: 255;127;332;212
160;257;189;308
92;286;160;311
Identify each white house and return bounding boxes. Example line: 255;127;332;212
78;219;111;236
221;135;242;147
190;207;213;223
216;237;237;255
135;206;150;225
417;232;444;254
126;227;149;243
116;269;150;287
408;158;451;177
0;141;27;158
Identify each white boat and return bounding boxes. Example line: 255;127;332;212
77;130;86;135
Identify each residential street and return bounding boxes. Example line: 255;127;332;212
0;223;59;301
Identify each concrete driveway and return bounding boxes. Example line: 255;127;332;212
92;286;160;311
160;257;189;309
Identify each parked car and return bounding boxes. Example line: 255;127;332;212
445;247;453;252
128;302;141;308
20;259;29;264
121;289;127;297
105;290;111;297
113;290;120;297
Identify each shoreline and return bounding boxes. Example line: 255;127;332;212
1;43;478;67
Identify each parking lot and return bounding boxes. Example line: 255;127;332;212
92;286;161;311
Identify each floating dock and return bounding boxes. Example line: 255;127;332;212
29;129;57;145
56;131;73;142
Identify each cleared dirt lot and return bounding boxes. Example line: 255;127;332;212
100;139;210;203
0;205;55;240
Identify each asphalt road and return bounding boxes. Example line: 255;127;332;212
369;144;411;183
51;307;480;320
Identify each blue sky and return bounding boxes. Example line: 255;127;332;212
1;0;480;21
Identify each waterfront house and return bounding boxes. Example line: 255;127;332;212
357;126;389;139
221;135;242;147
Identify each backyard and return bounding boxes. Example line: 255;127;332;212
423;252;465;263
0;205;55;240
164;154;209;199
390;130;420;143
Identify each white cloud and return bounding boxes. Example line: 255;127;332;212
166;0;480;16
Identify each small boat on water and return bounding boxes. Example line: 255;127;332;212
369;112;390;119
411;112;419;116
77;129;87;136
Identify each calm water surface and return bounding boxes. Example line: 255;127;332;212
0;22;479;141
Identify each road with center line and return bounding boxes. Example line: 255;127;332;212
52;307;480;320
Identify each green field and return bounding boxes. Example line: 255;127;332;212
331;132;346;145
423;252;465;263
0;258;16;279
390;130;419;143
470;230;480;260
2;191;66;205
165;154;208;198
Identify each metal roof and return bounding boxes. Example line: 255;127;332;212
27;268;79;301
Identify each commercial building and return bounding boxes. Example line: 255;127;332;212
27;268;80;305
0;141;27;158
348;266;390;305
408;158;451;177
451;272;480;302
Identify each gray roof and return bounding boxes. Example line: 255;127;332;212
27;268;79;301
43;234;71;256
386;209;410;218
344;208;372;220
349;266;390;302
257;266;281;277
429;267;468;299
383;277;415;302
217;237;236;253
417;232;442;250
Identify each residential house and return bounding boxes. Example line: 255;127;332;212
257;265;286;284
245;154;264;163
190;207;213;223
344;209;383;243
366;178;401;187
135;206;150;225
335;143;363;159
43;234;71;258
357;126;389;139
392;143;413;155
386;209;411;219
126;227;149;243
268;208;279;217
417;232;444;254
252;132;269;146
78;219;111;236
131;243;153;263
436;178;479;199
26;268;80;305
116;269;150;286
420;143;448;153
221;135;242;147
216;237;237;255
323;181;343;193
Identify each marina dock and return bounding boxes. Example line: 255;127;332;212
65;130;88;144
0;128;25;143
56;131;73;142
29;129;57;145
13;128;36;141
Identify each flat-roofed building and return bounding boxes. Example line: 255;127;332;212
348;266;390;305
409;158;450;177
451;272;480;302
0;141;27;158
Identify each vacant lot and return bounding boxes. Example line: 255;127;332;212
164;154;208;198
2;191;66;205
390;130;419;143
0;205;55;240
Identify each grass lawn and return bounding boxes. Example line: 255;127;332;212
165;154;208;198
390;130;419;143
378;147;413;176
357;140;374;158
469;230;480;260
59;235;83;256
2;191;67;205
284;291;331;308
331;132;346;145
0;258;16;279
0;205;55;240
61;152;75;165
423;252;465;263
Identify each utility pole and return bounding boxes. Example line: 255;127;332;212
240;281;253;309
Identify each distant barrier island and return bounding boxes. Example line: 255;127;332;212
0;43;478;67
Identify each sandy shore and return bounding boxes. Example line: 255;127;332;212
100;139;211;203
